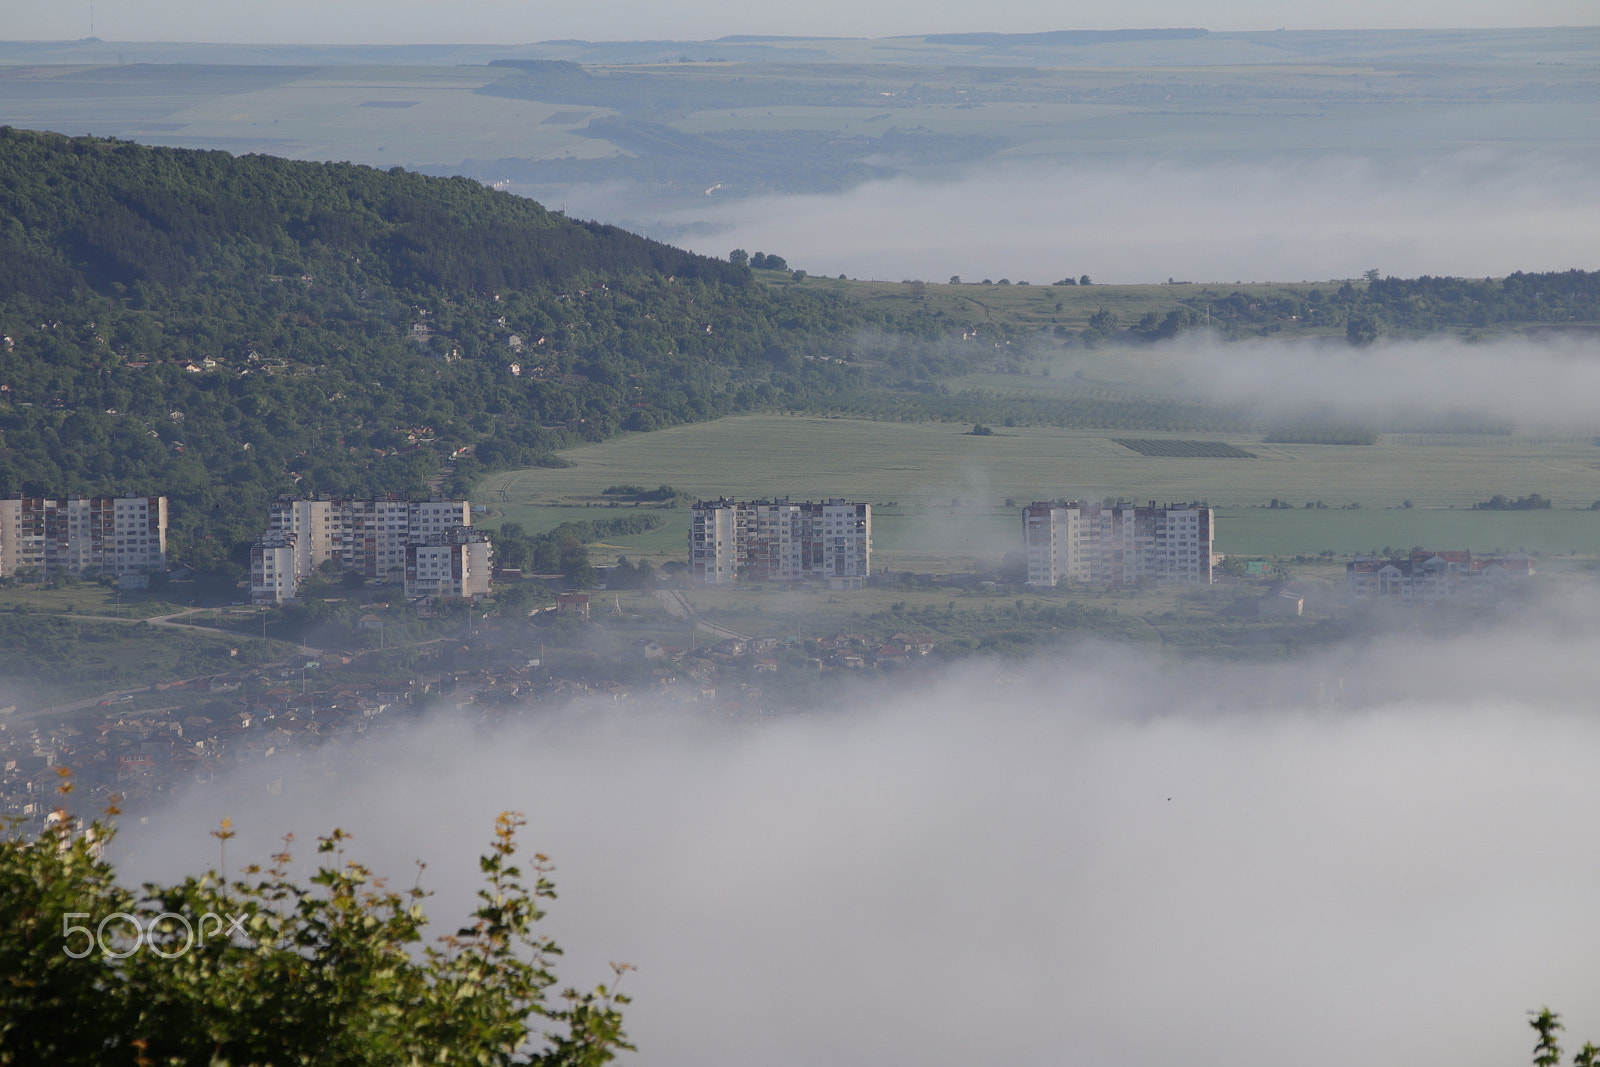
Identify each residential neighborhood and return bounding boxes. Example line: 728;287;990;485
0;615;944;832
1345;549;1535;600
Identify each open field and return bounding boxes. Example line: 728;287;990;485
593;572;1350;668
0;584;191;620
0;614;275;708
479;414;1600;564
489;499;1600;568
480;415;1600;510
1211;507;1600;558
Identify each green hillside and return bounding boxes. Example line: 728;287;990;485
2;127;1595;581
0;128;944;569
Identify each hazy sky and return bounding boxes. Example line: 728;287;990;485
9;0;1595;45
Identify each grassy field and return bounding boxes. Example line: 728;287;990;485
0;583;191;620
588;580;1217;642
485;503;690;564
480;415;1600;510
1212;507;1600;558
478;414;1600;565
0;614;281;709
157;66;623;168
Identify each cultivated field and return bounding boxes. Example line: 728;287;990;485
478;415;1600;563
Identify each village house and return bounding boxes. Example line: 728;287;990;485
1346;550;1534;601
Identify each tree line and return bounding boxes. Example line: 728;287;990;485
1180;271;1600;340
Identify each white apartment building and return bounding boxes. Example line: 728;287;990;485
250;534;298;604
263;495;471;580
340;497;470;583
251;495;479;602
1025;501;1213;586
264;498;336;584
0;494;168;578
690;498;871;589
690;501;740;585
404;528;493;599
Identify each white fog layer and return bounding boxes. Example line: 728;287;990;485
658;152;1600;284
1089;332;1600;431
119;627;1600;1067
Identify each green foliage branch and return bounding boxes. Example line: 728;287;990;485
1529;1008;1600;1067
0;782;630;1066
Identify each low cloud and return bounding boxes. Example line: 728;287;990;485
119;620;1600;1067
1108;331;1600;432
660;151;1600;285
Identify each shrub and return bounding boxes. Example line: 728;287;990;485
0;786;630;1066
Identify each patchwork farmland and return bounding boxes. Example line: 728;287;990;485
478;415;1600;564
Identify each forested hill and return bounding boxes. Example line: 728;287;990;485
0;128;917;570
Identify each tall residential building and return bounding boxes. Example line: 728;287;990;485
405;528;493;599
250;534;298;604
1024;501;1213;586
263;495;471;582
250;495;480;602
690;498;871;589
0;494;168;579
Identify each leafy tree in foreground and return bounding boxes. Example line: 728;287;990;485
0;780;630;1066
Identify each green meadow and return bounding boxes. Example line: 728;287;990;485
1210;508;1600;558
479;415;1600;566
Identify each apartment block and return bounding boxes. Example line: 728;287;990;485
251;495;480;602
250;534;297;604
0;494;168;579
404;528;493;600
691;498;871;589
1024;501;1213;586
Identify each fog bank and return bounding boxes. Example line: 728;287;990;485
657;151;1600;285
1114;331;1600;431
116;624;1600;1067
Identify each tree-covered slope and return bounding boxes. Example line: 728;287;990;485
0;128;910;568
